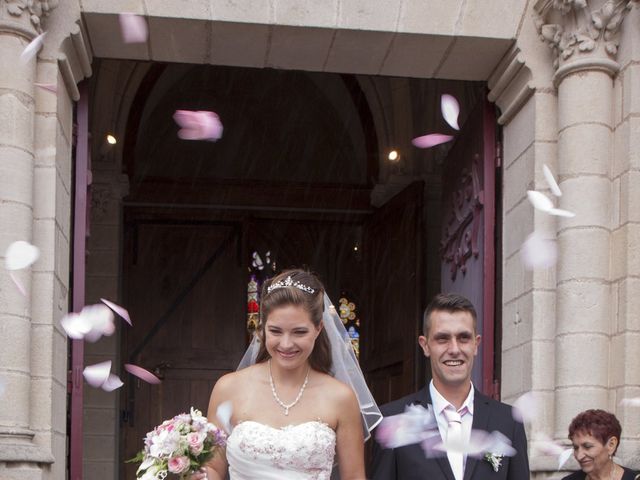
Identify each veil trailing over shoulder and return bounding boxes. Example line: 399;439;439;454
237;293;383;441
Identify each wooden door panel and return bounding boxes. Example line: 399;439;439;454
121;218;245;479
363;182;424;404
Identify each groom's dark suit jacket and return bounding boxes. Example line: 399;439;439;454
370;387;530;480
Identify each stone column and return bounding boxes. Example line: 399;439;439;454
0;0;55;468
534;0;636;440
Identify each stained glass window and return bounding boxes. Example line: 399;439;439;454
338;295;360;358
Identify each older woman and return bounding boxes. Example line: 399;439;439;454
563;409;639;480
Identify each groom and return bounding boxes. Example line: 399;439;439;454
370;293;529;480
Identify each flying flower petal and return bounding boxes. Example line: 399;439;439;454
124;363;162;384
20;32;46;64
558;448;573;470
101;373;124;392
412;134;454;149
376;404;438;449
512;392;538;424
83;361;112;388
548;208;576;218
216;401;233;434
441;94;460;130
434;429;517;458
35;83;57;93
119;13;148;43
60;312;92;340
619;397;640;407
543;165;562;197
9;272;27;296
527;191;554;212
521;232;558;270
81;304;116;343
173;110;223;141
5;241;40;270
100;298;132;326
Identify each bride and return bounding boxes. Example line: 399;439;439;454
191;269;381;480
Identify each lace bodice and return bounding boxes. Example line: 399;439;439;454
226;420;336;479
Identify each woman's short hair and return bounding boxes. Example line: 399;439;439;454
422;293;478;336
255;269;332;374
568;409;622;454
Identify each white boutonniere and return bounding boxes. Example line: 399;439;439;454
484;452;504;472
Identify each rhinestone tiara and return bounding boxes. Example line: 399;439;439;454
267;275;315;294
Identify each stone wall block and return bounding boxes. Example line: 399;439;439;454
29;378;54;432
503;252;531;304
611;224;640;279
556;281;610;334
32;219;55;273
211;0;272;23
611;117;640;179
274;0;338;27
54;226;70;281
557;176;611;230
557;125;611;176
609;333;625;387
557;72;613;130
83;406;117;435
556;333;608;386
55;87;73;147
503;144;533;213
55;172;71;237
503;96;534;168
622;63;640;120
459;0;526;39
503;198;534;259
0;371;30;427
0;148;34;206
557;228;609;281
554;387;609;438
618;278;640;331
33;166;56;220
398;0;461;35
619;171;640;224
79;0;145;14
31;272;54;326
34;116;58;168
144;0;210;19
531;340;555;390
338;0;402;31
0;269;32;316
0;35;36;94
532;289;556;341
501;344;528;399
50;432;67;480
534;92;558;142
0;317;31;371
30;325;53;378
623;332;640;384
612;176;621;229
0;94;34;151
34;63;59;116
613;73;623;128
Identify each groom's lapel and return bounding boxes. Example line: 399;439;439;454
463;390;491;480
416;387;456;480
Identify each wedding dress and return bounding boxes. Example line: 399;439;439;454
226;420;336;479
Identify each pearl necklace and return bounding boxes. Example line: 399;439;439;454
268;359;310;416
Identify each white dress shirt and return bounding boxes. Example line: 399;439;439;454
429;380;475;480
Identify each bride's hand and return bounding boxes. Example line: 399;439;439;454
189;468;208;480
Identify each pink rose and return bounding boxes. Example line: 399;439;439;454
167;456;190;474
187;432;205;455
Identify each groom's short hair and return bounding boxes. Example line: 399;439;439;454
422;293;478;336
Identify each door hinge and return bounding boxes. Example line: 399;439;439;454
495;141;503;168
492;379;501;400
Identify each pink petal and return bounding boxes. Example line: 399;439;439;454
543;164;562;197
548;208;576;218
521;232;558;270
5;241;40;270
441;94;460;130
101;373;124;392
9;272;27;296
20;32;46;64
173;110;223;141
526;191;554;212
35;83;57;93
100;298;132;326
124;363;162;384
119;13;148;44
60;312;92;339
81;304;115;343
412;134;454;149
83;361;112;388
512;392;538;424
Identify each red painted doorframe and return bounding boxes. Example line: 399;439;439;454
69;81;90;480
481;98;497;398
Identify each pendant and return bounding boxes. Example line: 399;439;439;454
284;407;289;416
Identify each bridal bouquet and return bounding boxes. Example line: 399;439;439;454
128;407;227;479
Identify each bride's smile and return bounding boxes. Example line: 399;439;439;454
264;305;321;369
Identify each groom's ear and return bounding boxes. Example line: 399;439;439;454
418;335;430;357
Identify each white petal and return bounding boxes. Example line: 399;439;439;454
526;191;554;212
83;361;112;388
619;397;640;407
101;298;132;326
441;94;460;130
20;33;46;64
60;312;92;340
81;304;115;342
543;164;562;197
216;400;233;434
512;392;538;424
558;448;573;470
5;241;40;270
548;208;576;218
521;232;558;270
101;373;124;392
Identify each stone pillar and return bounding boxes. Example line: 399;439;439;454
0;0;55;469
534;0;636;441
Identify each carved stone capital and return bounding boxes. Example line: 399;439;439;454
2;0;58;33
534;0;637;82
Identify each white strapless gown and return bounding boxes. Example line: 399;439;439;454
226;420;336;479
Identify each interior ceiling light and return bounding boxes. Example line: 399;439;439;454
388;150;399;161
106;134;117;145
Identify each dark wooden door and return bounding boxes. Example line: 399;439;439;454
440;97;497;396
120;216;245;478
362;181;424;404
